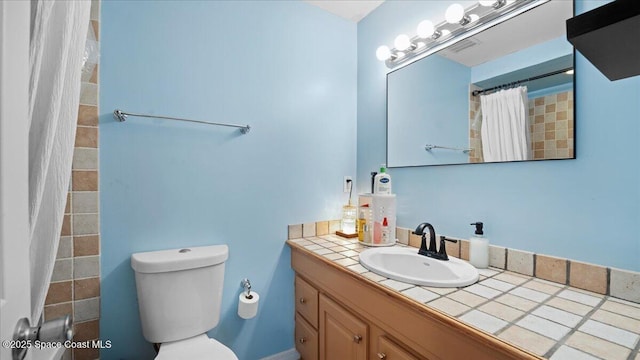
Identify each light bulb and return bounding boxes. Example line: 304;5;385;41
394;34;411;51
469;14;480;22
376;45;391;61
445;3;465;24
479;0;495;6
416;20;435;38
441;29;451;37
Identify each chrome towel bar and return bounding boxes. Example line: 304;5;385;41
425;144;471;154
113;109;251;134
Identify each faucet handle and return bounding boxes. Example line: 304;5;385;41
438;236;458;260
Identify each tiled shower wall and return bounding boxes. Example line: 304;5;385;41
468;89;574;162
44;2;100;360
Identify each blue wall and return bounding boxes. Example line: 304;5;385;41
357;0;640;271
100;1;356;359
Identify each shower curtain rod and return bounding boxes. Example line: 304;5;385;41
113;109;251;134
471;67;573;97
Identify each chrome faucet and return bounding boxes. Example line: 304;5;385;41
413;222;458;261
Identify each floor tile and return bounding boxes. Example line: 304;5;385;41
565;331;631;360
428;297;470;317
532;305;582;327
478;301;524;322
401;287;439;304
498;326;555;356
516;315;571;340
549;345;599;360
578;319;639;348
510;286;551;303
460;310;508;334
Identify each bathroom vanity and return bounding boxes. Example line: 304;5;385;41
289;242;539;360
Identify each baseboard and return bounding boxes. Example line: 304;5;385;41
260;348;299;360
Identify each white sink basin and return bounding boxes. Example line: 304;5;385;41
359;247;479;288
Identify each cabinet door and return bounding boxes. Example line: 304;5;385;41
319;294;368;360
376;336;421;360
296;315;318;360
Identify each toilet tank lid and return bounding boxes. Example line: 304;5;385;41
131;245;229;273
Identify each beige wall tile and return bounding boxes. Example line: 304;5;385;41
610;268;640;303
507;249;534;276
569;260;607;295
489;245;506;269
408;232;421;248
73;214;99;235
315;221;329;236
74;319;99;342
72;148;98;170
79;83;98;106
74;235;99;257
44;302;72;321
459;240;469;261
302;222;316;237
287;224;302;239
74;277;100;300
57;236;73;259
65;192;71;214
90;0;100;20
74;256;100;279
75;126;98;148
74;298;100;322
73;346;99;360
45;281;72;305
535;254;567;284
72;171;98;191
328;220;341;234
77;105;98;126
445;238;460;258
396;227;409;245
72;191;99;214
61;215;71;236
51;259;73;282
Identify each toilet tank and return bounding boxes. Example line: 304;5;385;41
131;245;228;343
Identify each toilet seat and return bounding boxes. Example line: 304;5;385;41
155;334;238;360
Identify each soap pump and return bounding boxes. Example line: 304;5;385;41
469;222;489;269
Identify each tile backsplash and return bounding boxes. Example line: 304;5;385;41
288;221;640;304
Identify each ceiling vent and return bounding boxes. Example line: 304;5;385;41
446;38;481;54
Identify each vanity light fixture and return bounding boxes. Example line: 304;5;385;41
376;0;548;70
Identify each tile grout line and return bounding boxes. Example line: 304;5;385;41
543;296;608;359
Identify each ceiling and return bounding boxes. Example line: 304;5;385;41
305;0;385;22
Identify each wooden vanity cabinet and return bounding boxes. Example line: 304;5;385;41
290;245;540;360
319;294;368;360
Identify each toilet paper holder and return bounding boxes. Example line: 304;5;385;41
240;278;252;298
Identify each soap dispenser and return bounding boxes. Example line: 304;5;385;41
469;222;489;269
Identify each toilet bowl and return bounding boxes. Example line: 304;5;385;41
131;245;238;360
155;334;237;360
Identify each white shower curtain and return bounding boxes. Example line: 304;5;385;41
480;87;531;162
29;0;90;323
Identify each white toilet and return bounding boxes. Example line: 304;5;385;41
131;245;238;360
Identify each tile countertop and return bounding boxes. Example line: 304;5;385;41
287;235;640;360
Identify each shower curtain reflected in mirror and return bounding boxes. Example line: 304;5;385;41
479;86;531;162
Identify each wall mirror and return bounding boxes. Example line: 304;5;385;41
387;0;575;167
